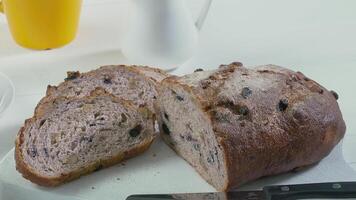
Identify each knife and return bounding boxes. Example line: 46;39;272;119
126;182;356;200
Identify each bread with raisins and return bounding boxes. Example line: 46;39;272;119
155;62;345;191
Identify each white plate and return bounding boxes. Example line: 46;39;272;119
1;140;355;200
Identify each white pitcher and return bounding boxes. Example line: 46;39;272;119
121;0;212;70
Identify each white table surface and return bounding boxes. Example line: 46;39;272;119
0;0;355;191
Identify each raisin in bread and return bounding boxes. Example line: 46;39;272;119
35;65;169;116
155;62;345;191
15;88;155;186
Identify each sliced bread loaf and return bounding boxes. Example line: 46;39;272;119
155;63;346;191
35;65;169;116
16;88;155;186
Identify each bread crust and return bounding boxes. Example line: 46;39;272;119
159;63;346;191
15;88;155;186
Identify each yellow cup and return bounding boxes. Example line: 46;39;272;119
0;0;82;50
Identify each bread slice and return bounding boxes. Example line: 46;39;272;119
15;88;155;186
35;65;169;116
154;63;346;191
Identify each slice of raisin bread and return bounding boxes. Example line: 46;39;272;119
15;88;155;186
35;65;169;116
155;62;346;191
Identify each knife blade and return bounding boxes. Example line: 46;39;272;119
126;182;356;200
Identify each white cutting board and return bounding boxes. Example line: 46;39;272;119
1;141;355;200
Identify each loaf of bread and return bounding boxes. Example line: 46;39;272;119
35;65;169;116
15;89;155;186
155;63;345;191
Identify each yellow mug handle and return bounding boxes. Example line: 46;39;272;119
0;0;3;13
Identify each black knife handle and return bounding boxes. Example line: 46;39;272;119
263;182;356;200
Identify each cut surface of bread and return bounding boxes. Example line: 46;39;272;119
155;63;346;191
16;89;155;186
36;65;169;116
156;84;228;189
